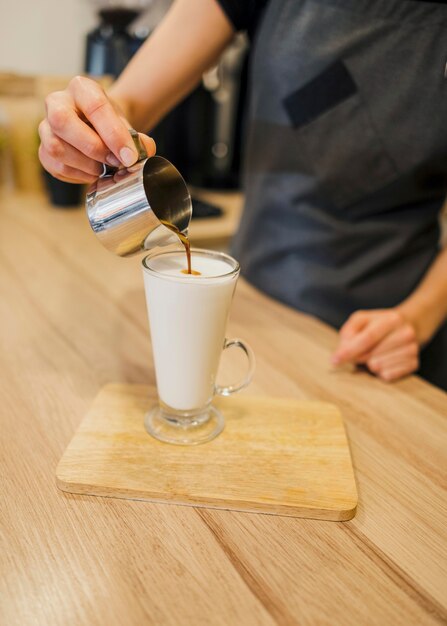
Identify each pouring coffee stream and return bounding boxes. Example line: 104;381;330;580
86;129;196;272
160;221;201;275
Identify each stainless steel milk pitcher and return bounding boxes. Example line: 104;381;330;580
86;130;192;257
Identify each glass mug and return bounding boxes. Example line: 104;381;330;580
142;248;255;445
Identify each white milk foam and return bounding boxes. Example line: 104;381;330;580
147;252;234;279
143;251;239;411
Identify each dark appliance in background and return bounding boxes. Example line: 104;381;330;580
84;3;148;78
151;35;249;190
84;3;249;191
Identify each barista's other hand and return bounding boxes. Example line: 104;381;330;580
331;309;420;382
38;75;156;184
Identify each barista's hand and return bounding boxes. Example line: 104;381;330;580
332;309;420;382
38;75;156;184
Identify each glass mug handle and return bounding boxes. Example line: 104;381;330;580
215;338;255;396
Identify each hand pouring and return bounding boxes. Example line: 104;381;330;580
86;130;192;256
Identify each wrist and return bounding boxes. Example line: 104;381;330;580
397;297;439;346
106;89;134;126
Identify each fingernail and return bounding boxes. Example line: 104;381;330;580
106;153;120;167
119;146;137;167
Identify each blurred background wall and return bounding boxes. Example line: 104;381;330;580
0;0;172;76
0;0;96;75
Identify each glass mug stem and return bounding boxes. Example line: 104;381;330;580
215;338;255;396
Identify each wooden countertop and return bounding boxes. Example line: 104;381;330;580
1;191;446;625
188;185;243;247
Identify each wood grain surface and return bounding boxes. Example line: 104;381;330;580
189;185;242;248
1;191;446;626
56;386;358;520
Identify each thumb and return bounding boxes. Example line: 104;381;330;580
114;106;156;160
139;133;156;158
332;311;371;365
339;311;370;340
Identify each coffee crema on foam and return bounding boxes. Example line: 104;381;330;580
147;252;234;278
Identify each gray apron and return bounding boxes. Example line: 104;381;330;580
232;0;447;389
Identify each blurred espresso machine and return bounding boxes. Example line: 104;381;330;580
152;34;249;190
84;1;249;190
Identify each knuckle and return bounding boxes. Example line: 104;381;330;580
69;75;88;91
37;120;46;140
368;361;381;374
364;328;377;345
39;147;67;180
39;145;54;170
44;92;55;111
47;104;69;132
51;160;66;175
80;83;108;118
46;136;64;159
404;323;416;342
69;75;109;117
45;90;64;111
389;310;401;324
38;144;46;164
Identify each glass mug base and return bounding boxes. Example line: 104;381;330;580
144;402;225;445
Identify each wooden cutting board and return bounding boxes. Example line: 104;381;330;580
56;384;358;521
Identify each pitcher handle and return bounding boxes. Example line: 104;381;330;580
101;129;148;177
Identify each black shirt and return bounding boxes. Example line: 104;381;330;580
218;0;447;37
217;0;267;38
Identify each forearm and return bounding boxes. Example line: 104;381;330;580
108;0;234;131
398;245;447;345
